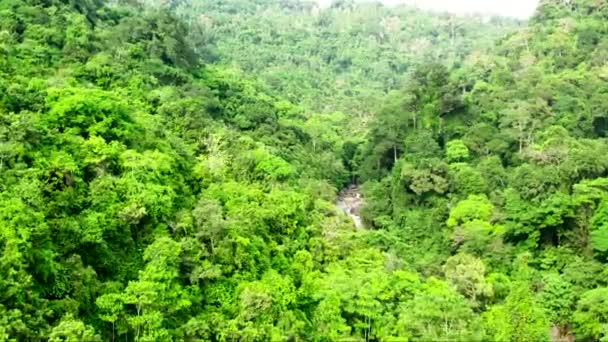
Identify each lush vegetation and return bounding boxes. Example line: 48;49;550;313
2;0;608;341
159;0;521;125
358;0;608;340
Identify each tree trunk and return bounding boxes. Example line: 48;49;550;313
519;137;524;153
451;21;455;46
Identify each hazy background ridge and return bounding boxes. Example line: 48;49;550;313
317;0;540;19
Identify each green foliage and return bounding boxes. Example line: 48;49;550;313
0;0;353;339
396;278;482;341
162;0;520;132
447;195;494;227
539;273;575;326
446;139;470;163
590;200;608;254
443;253;493;306
355;0;608;339
49;314;100;342
573;287;608;341
2;0;608;340
482;283;550;342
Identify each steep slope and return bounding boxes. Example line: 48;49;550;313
0;0;348;339
359;0;608;340
0;0;484;340
151;0;522;122
3;0;608;341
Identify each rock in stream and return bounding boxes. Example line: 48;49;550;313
336;185;364;229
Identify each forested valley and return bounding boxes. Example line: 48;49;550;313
1;0;608;341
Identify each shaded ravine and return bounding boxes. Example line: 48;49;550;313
336;185;364;229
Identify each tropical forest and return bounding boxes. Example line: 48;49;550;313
1;0;608;340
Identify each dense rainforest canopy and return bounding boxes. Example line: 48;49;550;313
1;0;608;341
162;0;522;120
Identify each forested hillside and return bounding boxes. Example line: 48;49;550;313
0;0;349;339
359;0;608;340
149;0;521;123
2;0;608;341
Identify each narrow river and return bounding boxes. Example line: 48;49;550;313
336;185;364;229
